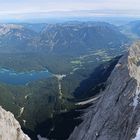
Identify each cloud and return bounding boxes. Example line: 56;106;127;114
0;0;140;18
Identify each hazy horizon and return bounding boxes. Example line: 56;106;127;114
0;0;139;21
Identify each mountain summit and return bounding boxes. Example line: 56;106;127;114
69;41;140;140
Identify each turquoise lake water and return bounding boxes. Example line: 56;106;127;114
0;68;52;85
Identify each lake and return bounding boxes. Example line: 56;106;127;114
0;68;52;85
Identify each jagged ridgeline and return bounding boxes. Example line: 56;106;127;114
0;22;129;140
69;41;140;140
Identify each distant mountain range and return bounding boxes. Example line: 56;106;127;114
0;24;38;53
40;22;128;54
120;20;140;40
0;22;128;54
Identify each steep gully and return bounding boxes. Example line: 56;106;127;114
23;55;120;140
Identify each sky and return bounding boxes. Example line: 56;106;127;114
0;0;140;20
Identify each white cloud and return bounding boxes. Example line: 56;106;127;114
0;0;140;18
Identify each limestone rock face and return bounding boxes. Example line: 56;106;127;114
0;106;30;140
69;41;140;140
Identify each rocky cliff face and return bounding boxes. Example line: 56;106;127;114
0;106;30;140
69;41;140;140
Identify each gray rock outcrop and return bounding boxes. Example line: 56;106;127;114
0;106;30;140
69;41;140;140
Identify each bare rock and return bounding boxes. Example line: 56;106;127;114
69;41;140;140
0;106;30;140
